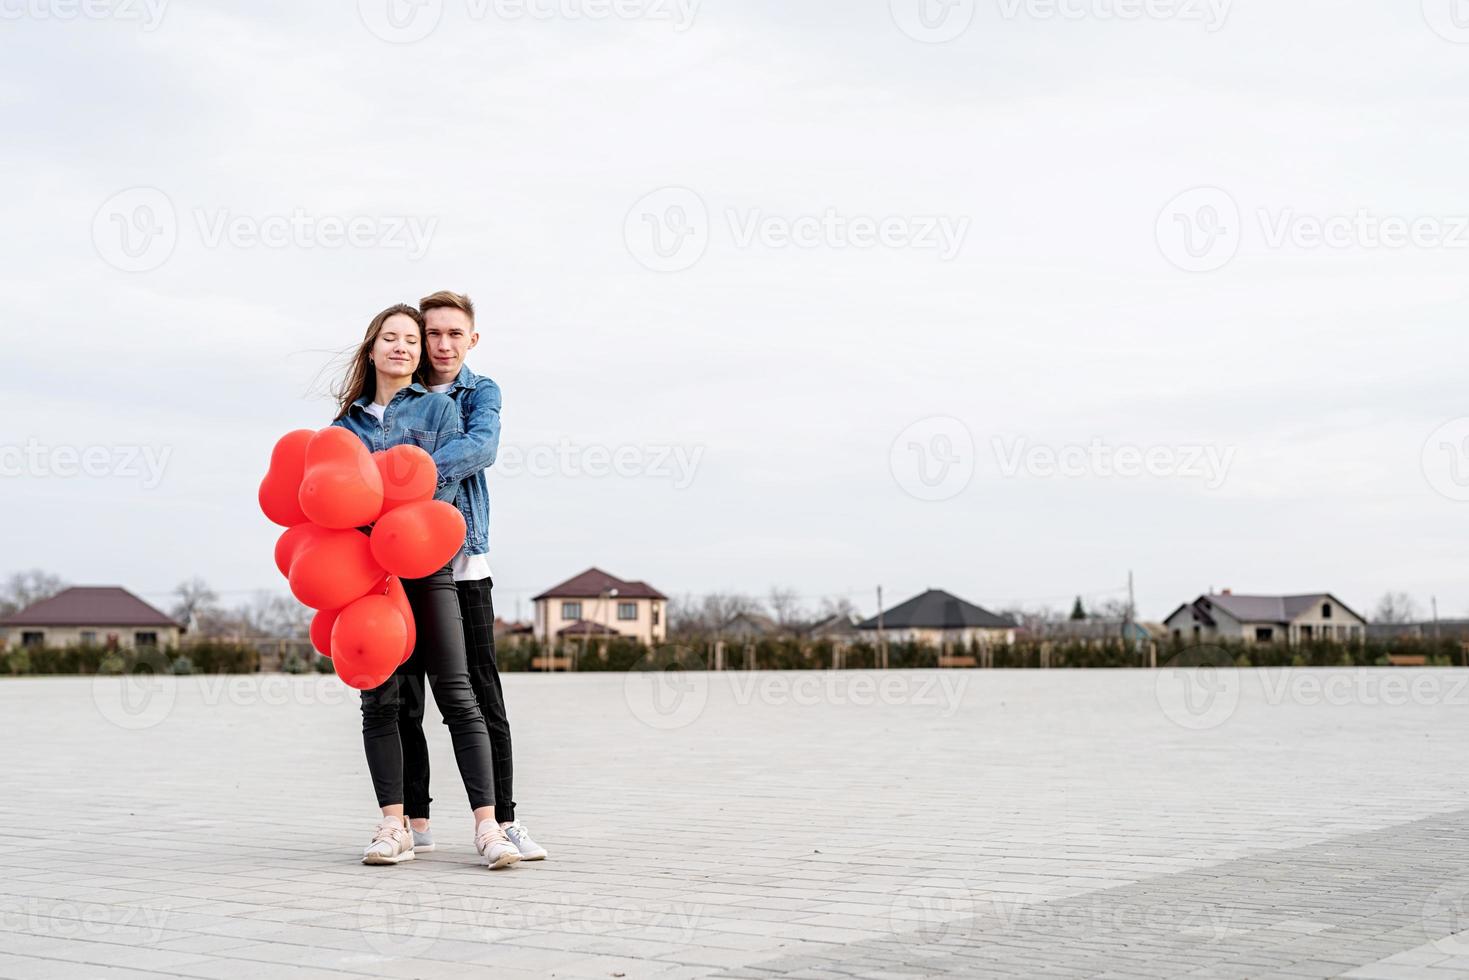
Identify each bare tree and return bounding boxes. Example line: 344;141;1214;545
171;577;221;632
0;570;67;617
817;595;860;621
767;587;803;628
1373;592;1420;624
669;592;766;636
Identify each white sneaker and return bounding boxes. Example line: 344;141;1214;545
411;826;435;853
475;819;521;869
502;820;548;861
362;817;415;865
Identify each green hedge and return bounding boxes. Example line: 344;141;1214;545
2;642;260;676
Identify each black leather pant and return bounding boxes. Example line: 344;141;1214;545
401;577;515;823
359;565;495;812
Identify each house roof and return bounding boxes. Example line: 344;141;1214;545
857;589;1016;631
0;587;183;629
1169;593;1363;627
534;568;667;601
557;620;622;637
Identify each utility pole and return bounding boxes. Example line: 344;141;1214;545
1433;595;1440;639
876;585;887;670
1127;570;1138;660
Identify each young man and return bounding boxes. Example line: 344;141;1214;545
398;289;547;861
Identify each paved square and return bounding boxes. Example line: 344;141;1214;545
7;667;1469;979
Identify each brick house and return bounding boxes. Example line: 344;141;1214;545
0;587;184;651
533;568;668;645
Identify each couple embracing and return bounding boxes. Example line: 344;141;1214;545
330;290;544;870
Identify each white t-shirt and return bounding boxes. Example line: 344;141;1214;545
428;381;492;582
365;402;386;421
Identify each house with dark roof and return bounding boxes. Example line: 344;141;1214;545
533;568;668;645
857;589;1018;647
0;587;184;651
1163;591;1366;644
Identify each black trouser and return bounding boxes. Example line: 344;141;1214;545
402;576;515;823
360;565;496;813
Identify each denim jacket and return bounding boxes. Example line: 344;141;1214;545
331;383;461;505
429;365;501;556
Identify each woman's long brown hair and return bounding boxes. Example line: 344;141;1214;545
333;303;429;419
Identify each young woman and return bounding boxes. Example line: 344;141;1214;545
331;302;520;869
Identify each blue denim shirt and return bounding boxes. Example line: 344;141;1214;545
429;365;501;556
331;383;461;505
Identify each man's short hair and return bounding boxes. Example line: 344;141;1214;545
420;289;475;325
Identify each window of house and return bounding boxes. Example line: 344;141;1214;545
653;607;661;627
20;631;43;649
1255;627;1274;643
80;631;97;646
562;602;582;621
617;602;637;621
134;632;159;648
1322;602;1333;619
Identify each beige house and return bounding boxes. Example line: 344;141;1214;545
858;589;1017;646
1164;591;1366;644
533;568;668;645
0;587;184;651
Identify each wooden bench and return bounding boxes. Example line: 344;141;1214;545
532;655;572;672
938;654;977;668
1388;654;1427;667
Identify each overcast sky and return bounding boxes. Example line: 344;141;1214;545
3;0;1466;622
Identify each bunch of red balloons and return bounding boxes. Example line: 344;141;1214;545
259;428;467;690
